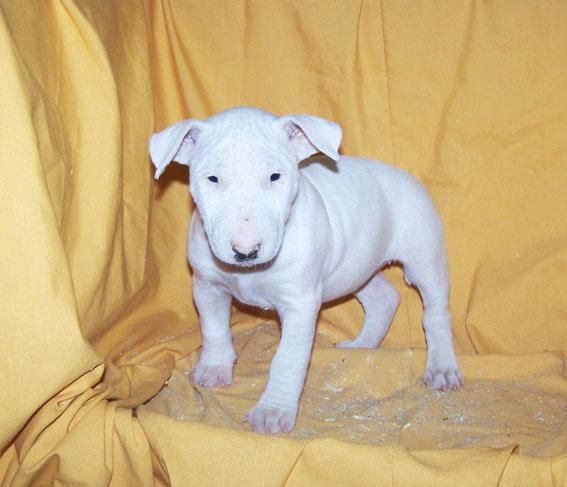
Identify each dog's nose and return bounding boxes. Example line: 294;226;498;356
232;243;261;262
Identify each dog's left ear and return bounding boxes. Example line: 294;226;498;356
278;114;342;162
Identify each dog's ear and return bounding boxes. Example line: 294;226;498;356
149;119;208;179
278;114;342;162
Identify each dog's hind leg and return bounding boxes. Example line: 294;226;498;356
337;273;400;349
403;251;463;390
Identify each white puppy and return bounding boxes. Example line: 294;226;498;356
149;107;463;434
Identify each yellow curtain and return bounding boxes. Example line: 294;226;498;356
1;1;565;485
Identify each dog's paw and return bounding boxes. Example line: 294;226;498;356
423;366;463;391
246;402;297;434
190;363;233;388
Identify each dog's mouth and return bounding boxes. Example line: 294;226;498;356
213;254;276;272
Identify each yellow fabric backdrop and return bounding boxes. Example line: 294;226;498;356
1;0;566;485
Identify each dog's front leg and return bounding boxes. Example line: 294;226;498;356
190;277;236;387
246;297;320;434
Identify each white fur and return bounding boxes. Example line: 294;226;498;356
149;107;463;434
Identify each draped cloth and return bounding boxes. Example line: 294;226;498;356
1;1;566;485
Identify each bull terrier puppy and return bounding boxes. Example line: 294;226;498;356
149;107;463;434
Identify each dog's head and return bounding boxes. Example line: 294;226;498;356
149;107;342;267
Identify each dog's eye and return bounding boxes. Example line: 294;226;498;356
270;173;281;182
207;176;219;183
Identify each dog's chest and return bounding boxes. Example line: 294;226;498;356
224;272;275;310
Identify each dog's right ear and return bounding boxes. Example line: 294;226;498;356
149;119;208;179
